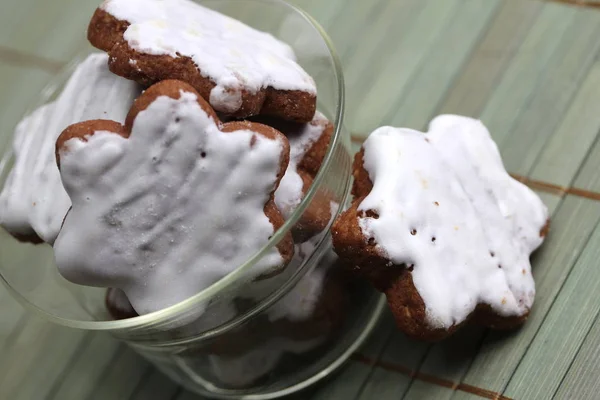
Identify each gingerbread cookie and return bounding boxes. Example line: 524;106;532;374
0;53;141;244
270;265;348;342
250;112;334;241
105;288;137;320
88;0;317;121
54;80;293;315
111;245;350;388
332;115;549;341
0;104;55;243
208;248;349;388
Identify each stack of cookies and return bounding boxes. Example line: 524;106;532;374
0;0;347;386
0;0;552;379
0;0;337;314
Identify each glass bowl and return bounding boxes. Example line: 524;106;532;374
0;0;385;398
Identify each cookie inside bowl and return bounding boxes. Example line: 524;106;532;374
0;2;387;397
0;0;351;327
0;55;348;328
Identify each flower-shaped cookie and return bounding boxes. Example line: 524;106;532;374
206;251;348;388
332;115;549;341
88;0;317;121
54;80;293;315
0;53;140;244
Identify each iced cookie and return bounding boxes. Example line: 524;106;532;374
207;249;349;388
0;53;141;244
268;253;348;341
272;275;347;343
332;115;550;341
88;0;317;121
251;112;334;241
105;288;137;320
54;80;294;316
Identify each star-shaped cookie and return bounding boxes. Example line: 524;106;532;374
54;80;294;315
332;115;549;340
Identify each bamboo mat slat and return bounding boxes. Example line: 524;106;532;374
574;133;600;192
47;333;123;400
355;316;431;400
439;0;544;118
87;347;152;400
382;0;501;130
499;13;600;175
530;60;600;187
458;197;600;396
478;4;577;146
504;219;600;398
553;310;600;399
306;314;396;400
129;369;182;400
346;0;465;135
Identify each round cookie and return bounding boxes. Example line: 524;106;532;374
54;80;294;316
332;115;550;341
88;0;317;122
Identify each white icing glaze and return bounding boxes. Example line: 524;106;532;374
101;0;316;113
0;53;141;243
209;342;282;387
194;300;238;331
0;103;55;238
268;265;326;322
210;248;335;386
265;237;337;323
54;91;286;315
273;112;329;219
239;236;331;322
358;115;548;329
107;287;240;332
209;335;323;387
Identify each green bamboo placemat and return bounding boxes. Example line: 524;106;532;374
1;0;600;399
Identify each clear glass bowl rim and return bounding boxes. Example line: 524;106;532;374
0;0;347;332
